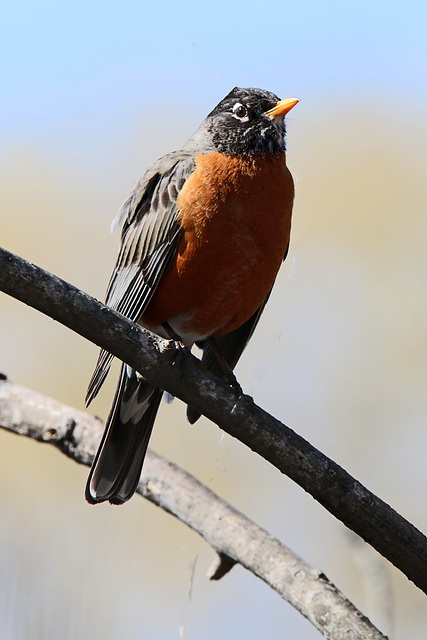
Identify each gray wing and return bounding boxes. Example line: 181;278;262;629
86;150;196;405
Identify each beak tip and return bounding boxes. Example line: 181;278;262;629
266;97;300;119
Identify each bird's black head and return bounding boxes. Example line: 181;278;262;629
204;87;298;156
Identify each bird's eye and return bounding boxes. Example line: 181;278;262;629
232;103;248;119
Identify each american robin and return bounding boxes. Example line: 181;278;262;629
85;86;298;504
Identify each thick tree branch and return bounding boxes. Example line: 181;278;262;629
0;379;387;640
1;246;426;594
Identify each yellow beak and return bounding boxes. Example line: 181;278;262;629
265;97;299;120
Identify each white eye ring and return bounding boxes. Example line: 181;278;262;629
232;103;249;120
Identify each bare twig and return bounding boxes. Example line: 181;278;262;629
0;378;388;640
0;246;426;593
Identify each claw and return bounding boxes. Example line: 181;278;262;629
162;323;191;377
222;371;243;397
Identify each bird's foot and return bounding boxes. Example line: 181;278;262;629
207;337;243;397
162;322;190;377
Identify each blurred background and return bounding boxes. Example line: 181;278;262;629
1;0;426;638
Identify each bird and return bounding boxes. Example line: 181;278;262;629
85;86;299;505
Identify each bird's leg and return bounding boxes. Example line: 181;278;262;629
207;337;243;396
162;321;190;374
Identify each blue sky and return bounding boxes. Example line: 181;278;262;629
1;0;426;142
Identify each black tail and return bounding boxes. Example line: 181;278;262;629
86;364;163;504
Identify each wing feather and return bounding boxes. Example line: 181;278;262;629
86;151;196;405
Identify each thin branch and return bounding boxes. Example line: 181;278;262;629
0;246;426;594
0;379;388;640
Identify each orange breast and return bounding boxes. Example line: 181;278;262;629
142;151;294;339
